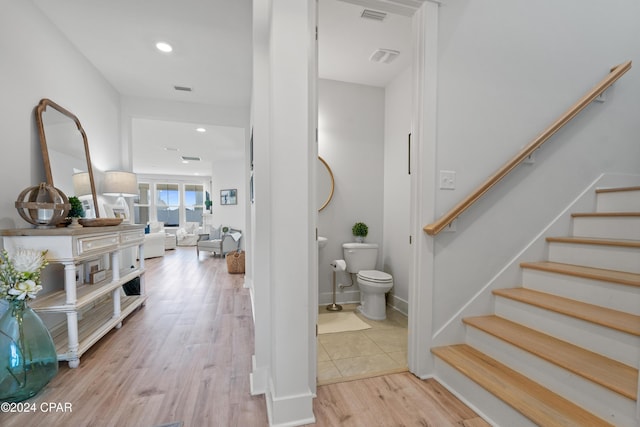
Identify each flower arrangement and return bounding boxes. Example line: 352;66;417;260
0;249;48;301
0;248;56;402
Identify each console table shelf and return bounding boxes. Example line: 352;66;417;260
49;294;144;362
29;267;144;312
1;224;146;368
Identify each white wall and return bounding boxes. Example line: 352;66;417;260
383;67;412;314
427;0;640;334
317;79;385;304
211;157;246;234
0;1;121;229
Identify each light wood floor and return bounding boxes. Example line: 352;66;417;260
0;247;488;427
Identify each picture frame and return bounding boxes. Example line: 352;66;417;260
104;203;130;222
220;189;237;205
111;207;127;220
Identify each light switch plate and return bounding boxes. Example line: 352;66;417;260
440;170;456;190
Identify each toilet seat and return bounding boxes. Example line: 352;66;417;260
358;270;393;284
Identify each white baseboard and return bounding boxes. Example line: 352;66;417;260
265;378;315;427
388;293;408;316
250;354;268;396
318;289;360;305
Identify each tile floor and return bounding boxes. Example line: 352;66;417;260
317;304;408;385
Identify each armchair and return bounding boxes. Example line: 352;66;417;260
197;227;242;258
176;221;200;246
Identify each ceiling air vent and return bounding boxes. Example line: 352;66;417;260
361;9;386;21
181;156;201;162
174;85;193;92
369;48;400;64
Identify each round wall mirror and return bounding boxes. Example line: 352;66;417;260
318;156;334;212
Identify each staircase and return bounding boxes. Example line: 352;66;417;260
432;186;640;427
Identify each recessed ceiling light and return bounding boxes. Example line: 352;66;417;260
196;127;206;133
164;147;179;152
155;41;173;53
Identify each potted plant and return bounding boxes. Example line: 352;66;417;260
67;196;85;228
352;222;368;243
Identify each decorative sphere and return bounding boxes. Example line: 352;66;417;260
15;183;70;228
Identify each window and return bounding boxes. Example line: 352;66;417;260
184;184;204;224
134;183;150;224
131;179;208;226
156;183;180;226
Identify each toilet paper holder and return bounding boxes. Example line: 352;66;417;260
327;260;344;312
330;259;346;271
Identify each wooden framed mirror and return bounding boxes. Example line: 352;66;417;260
318;156;334;212
35;98;100;218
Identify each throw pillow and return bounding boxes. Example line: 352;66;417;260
210;225;222;240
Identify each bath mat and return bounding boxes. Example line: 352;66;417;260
318;312;371;334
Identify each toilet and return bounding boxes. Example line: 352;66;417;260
342;243;393;320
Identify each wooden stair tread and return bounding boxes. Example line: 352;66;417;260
432;344;614;427
572;211;640;218
546;236;640;248
463;315;638;400
596;186;640;194
520;261;640;288
493;287;640;336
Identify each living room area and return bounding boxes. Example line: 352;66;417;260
135;176;245;261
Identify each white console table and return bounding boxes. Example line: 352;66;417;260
1;224;146;368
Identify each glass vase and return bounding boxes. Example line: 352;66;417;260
0;299;58;402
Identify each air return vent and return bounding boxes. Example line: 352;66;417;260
181;156;201;161
369;48;400;64
174;85;192;92
361;9;386;21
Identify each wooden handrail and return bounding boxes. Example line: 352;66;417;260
424;60;632;236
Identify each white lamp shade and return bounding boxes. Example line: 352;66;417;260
103;171;138;197
72;172;92;197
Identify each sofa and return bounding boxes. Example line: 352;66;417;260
143;222;175;258
196;227;242;258
143;232;166;259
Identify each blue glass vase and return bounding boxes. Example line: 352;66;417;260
0;299;58;402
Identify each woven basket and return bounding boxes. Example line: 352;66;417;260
226;250;245;274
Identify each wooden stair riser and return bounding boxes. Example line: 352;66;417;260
522;269;640;316
547;241;640;274
465;329;637;426
433;359;539;427
572;216;640;240
494;297;639;367
596;190;640;212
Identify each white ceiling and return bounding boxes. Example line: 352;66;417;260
34;0;412;176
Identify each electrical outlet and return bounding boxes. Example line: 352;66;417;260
439;170;456;190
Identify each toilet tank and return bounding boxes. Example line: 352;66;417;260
342;243;378;273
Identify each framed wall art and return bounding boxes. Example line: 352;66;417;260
220;189;237;205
